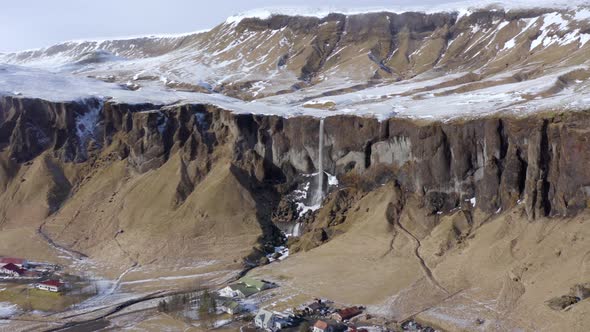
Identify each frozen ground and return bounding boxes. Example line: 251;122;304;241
1;61;589;121
0;302;20;319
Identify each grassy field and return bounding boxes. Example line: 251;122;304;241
0;284;91;312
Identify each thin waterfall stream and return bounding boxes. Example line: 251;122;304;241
313;118;325;206
292;118;325;237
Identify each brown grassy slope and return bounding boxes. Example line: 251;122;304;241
41;152;263;278
0;151;76;264
252;183;590;331
0;142;266;284
253;184;425;304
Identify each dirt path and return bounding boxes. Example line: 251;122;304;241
395;219;448;295
37;219;87;260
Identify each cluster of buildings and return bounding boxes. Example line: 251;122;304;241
0;257;48;279
251;299;367;331
0;257;65;293
0;258;33;278
306;302;365;332
214;277;377;332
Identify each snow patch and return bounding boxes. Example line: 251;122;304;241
296;202;321;217
327;173;339;186
0;302;20;319
119;271;229;285
76;101;102;142
502;18;537;51
574;8;590;21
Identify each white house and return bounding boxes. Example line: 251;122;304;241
218;285;243;298
218;283;258;298
35;280;64;292
255;309;278;331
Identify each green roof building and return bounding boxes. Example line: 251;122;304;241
239;276;270;291
220;300;241;315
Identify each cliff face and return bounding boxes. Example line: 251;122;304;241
2;96;589;223
1;92;590;332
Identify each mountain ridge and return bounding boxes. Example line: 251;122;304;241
1;5;590;120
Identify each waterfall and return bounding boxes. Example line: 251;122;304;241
313;118;325;206
291;118;325;238
292;222;301;237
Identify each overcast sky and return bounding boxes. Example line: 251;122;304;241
0;0;459;52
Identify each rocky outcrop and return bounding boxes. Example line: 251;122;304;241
0;96;94;163
2;96;590;221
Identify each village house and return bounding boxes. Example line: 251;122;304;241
255;309;278;331
0;257;27;268
305;299;331;316
35;280;65;293
273;316;293;330
331;307;362;322
0;263;26;277
219;300;241;315
218;277;271;299
313;320;331;332
239;276;271;291
218;283;258;298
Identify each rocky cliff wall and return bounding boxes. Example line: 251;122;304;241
1;96;589;221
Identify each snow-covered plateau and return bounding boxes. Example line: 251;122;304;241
2;2;590;120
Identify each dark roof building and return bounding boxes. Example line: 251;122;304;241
1;263;26;276
332;306;362;322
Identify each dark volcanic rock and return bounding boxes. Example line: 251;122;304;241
2;95;590;220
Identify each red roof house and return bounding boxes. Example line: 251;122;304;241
36;280;65;292
0;257;26;267
0;263;26;276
